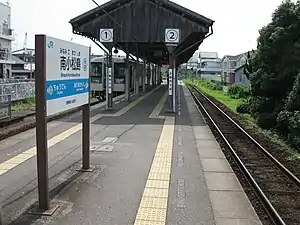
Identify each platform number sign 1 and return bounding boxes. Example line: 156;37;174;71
100;29;113;43
165;29;180;43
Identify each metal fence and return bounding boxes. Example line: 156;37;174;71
0;94;11;119
0;79;35;102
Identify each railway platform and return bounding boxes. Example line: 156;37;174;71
0;83;261;225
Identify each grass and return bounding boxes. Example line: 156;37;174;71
12;97;35;112
184;78;244;111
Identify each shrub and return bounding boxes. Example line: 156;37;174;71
257;112;278;129
228;84;251;99
276;110;292;137
211;81;223;91
236;103;250;114
277;110;300;150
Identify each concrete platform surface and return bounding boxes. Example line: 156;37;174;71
0;83;261;225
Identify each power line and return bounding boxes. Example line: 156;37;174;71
91;0;123;29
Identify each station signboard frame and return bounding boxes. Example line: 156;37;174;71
34;35;92;213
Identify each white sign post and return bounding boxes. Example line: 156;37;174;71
99;28;114;109
165;28;179;113
33;35;91;214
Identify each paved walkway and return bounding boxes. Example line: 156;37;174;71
0;84;261;225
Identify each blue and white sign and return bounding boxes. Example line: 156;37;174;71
45;36;90;116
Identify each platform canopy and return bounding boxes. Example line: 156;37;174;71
69;0;214;66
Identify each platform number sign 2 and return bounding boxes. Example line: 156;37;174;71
165;29;180;43
100;29;114;43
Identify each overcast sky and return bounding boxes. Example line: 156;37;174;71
2;0;290;58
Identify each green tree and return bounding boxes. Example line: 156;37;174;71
248;0;300;129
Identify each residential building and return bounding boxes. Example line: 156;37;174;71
186;50;200;70
0;1;14;79
11;55;33;79
198;51;221;81
221;51;253;85
234;64;250;86
12;48;35;78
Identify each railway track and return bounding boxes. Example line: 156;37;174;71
187;84;300;225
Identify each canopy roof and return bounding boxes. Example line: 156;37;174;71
70;0;214;66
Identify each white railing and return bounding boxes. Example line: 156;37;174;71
0;79;35;102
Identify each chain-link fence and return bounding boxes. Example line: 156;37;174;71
0;95;11;119
0;79;35;102
0;79;34;120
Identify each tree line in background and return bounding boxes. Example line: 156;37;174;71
243;0;300;150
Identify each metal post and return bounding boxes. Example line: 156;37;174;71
125;50;130;101
152;64;155;88
8;94;11;118
107;48;113;109
133;63;136;95
143;60;146;92
156;66;159;86
135;60;139;95
148;62;151;89
153;65;156;87
82;47;91;170
35;35;49;210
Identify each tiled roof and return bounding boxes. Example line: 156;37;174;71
11;55;25;64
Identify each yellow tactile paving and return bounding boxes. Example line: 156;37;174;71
21;152;37;158
0;163;16;170
147;173;170;181
143;187;169;198
16;153;36;159
5;157;28;164
0;88;160;177
154;152;173;158
23;148;37;155
134;116;175;225
150;161;172;169
116;85;161;116
149;90;168;119
139;196;168;209
149;166;171;174
135;207;167;222
151;158;172;164
146;180;169;189
155;148;172;153
134;220;165;225
151;160;172;168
